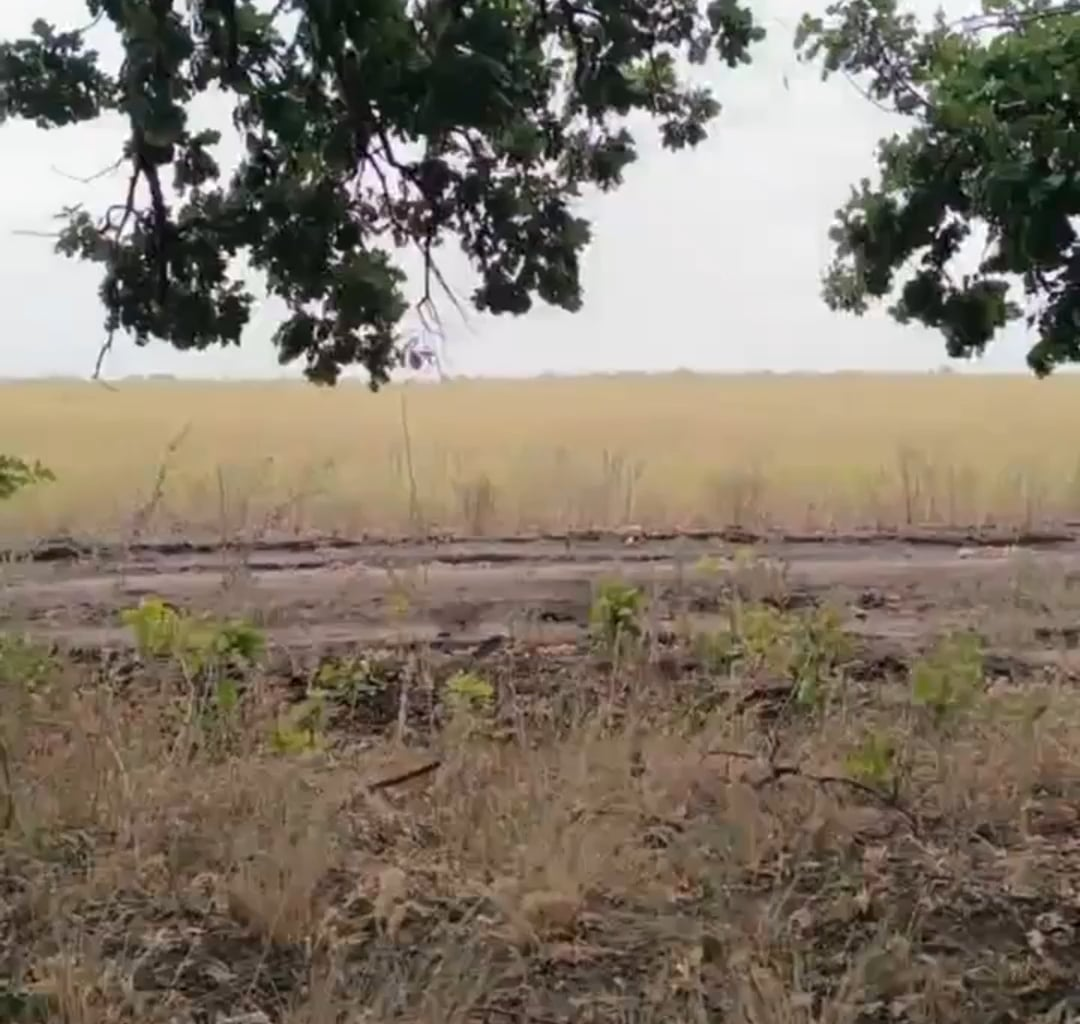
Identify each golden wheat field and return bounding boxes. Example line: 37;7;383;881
2;371;1079;539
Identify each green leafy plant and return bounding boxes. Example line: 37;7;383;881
844;730;898;795
270;690;327;756
445;671;495;716
120;597;265;751
0;455;53;501
700;601;852;710
910;630;984;726
120;597;184;659
589;580;647;657
692;627;740;675
791;604;852;708
0;3;762;385
196;617;265;666
442;670;496;742
121;597;264;676
796;1;1080;375
0;634;55;692
315;654;390;711
730;603;795;676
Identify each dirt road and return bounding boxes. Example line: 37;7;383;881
4;530;1080;671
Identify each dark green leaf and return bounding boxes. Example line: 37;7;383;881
0;0;764;385
799;0;1080;373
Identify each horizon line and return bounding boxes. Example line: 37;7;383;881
0;367;1066;385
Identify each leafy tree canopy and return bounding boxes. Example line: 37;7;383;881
0;1;762;385
797;1;1080;375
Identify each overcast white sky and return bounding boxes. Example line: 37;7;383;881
0;0;1034;380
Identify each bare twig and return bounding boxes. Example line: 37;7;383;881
367;758;441;792
841;69;903;116
398;392;424;534
92;333;116;382
93;166;141;381
129;422;193;541
50;156;125;184
704;747;919;830
70;9;105;36
0;738;15;832
954;3;1080;35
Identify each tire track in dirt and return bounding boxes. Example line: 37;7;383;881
7;522;1079;564
4;532;1080;672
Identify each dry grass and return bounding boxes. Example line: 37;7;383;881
2;605;1080;1024
5;372;1080;1022
4;373;1080;539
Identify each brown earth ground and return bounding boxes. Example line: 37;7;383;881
6;528;1080;668
2;530;1080;1022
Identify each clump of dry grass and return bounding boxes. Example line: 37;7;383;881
5;374;1080;539
2;612;1079;1024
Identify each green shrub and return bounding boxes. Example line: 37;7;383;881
910;631;984;727
589;580;646;656
120;597;265;754
695;601;851;711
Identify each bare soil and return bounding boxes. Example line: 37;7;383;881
5;529;1080;672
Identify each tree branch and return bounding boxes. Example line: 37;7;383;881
704;747;919;831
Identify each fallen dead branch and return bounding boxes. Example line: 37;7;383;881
704;747;920;831
367;758;442;792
